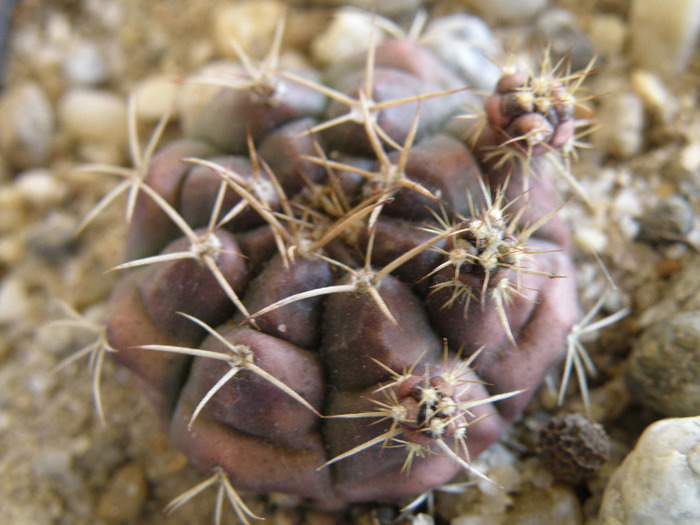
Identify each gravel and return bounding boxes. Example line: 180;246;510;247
1;1;699;524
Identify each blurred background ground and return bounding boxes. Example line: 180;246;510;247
1;1;699;524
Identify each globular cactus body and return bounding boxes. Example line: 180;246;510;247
102;25;581;508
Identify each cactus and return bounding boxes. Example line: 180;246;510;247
77;13;588;517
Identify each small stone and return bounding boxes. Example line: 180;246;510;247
458;0;549;24
594;92;645;159
26;211;79;259
132;73;179;124
62;40;109;86
663;142;700;197
422;14;501;92
532;8;597;71
626;310;700;417
305;0;419;15
96;462;148;523
0;82;55;170
588;14;628;60
212;0;286;60
310;8;385;66
636;194;694;243
57;88;128;145
631;70;678;124
452;515;503;525
0;275;31;325
76;140;126;165
573;227;608;254
504;484;583;525
655;258;682;279
599;416;700;524
0;235;26;267
14;169;68;209
629;0;700;76
33;449;73;480
539;413;611;485
0;186;25;234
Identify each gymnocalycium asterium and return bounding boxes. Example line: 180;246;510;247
64;9;606;520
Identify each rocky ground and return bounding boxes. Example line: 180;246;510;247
1;1;699;524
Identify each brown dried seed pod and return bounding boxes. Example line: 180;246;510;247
539;413;611;484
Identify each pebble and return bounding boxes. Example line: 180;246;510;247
0;186;25;235
0;235;26;268
452;514;502;525
0;155;9;184
413;514;435;525
14;168;68;209
626;310;700;417
573;226;608;254
62;39;109;86
594;92;645;159
314;0;420;15
26;211;79;259
458;0;549;24
0;274;31;325
33;449;73;481
636;194;694;243
532;8;597;71
588;14;628;60
631;70;678;124
57;88;128;146
599;416;700;524
178;61;239;140
96;462;148;523
212;0;286;60
0;82;55;170
310;8;386;66
132;73;179;124
629;0;700;76
663;142;700;197
422;14;501;92
504;485;583;525
452;485;583;525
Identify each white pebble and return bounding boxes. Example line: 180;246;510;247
629;0;700;75
132;74;179;123
594;92;645;159
212;0;286;60
458;0;548;24
680;142;700;172
14;169;67;208
58;88;128;145
574;227;608;253
77;141;126;165
63;40;109;86
614;187;643;217
412;514;434;525
422;14;501;91
632;70;679;124
599;416;700;524
0;275;31;324
0;82;54;170
33;449;73;480
452;514;504;525
311;8;385;66
588;14;627;59
178;61;239;138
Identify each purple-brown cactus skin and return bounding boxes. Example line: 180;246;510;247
100;29;584;510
